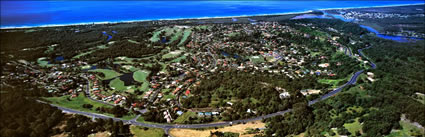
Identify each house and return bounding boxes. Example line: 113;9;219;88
176;111;184;115
300;89;321;96
279;92;290;99
163;110;173;123
185;90;191;96
226;102;233;106
367;72;374;77
318;63;330;68
204;112;212;116
366;72;375;82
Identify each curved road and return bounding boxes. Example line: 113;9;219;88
41;46;376;134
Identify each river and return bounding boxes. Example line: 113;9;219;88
291;10;424;42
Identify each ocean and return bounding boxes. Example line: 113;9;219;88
1;1;423;28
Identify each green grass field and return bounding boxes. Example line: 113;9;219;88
130;125;165;137
250;56;265;64
387;119;425;137
121;65;138;72
140;82;150;92
72;50;94;59
150;26;192;46
133;70;150;83
44;93;113;115
177;29;192;46
170;55;187;63
162;50;182;59
318;77;348;88
72;45;108;59
150;29;163;42
344;118;362;135
196;25;211;30
168;30;183;44
96;45;107;49
174;111;197;124
136;116;156;124
414;93;425;104
109;78;127;91
128;39;141;44
37;57;52;67
88;69;121;80
121;114;137;120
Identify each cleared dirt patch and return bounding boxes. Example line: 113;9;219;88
170;120;265;137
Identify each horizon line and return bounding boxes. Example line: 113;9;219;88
1;2;424;30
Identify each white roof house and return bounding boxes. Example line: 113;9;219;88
279;92;290;99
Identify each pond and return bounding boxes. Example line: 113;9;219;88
221;51;242;59
161;37;168;43
55;56;64;61
103;72;136;87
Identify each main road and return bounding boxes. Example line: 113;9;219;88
40;45;376;134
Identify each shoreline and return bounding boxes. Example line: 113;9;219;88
1;3;423;30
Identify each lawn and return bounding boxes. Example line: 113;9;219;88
109;78;127;91
150;29;163;42
128;39;141;44
174;111;197;124
88;69;121;80
136;116;156;124
122;65;138;72
44;45;56;54
413;92;425;104
130;125;165;137
72;50;94;59
121;114;137;120
177;29;192;46
140;82;150;92
387;119;425;137
150;26;183;44
318;77;348;88
170;55;187;63
133;70;150;83
196;25;211;30
343;118;362;135
168;30;183;44
37;57;52;67
44;93;113;115
96;45;107;49
162;50;182;59
250;56;265;64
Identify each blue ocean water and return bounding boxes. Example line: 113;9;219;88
1;1;423;28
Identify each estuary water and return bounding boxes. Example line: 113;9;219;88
1;1;423;28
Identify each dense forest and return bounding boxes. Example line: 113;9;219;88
0;79;133;137
182;70;324;120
